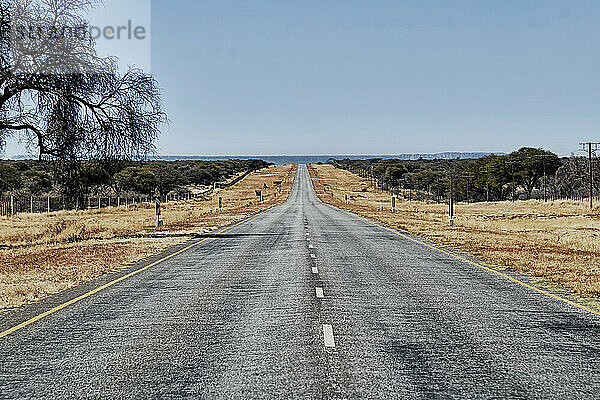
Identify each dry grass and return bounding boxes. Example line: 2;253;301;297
0;164;297;311
309;164;600;306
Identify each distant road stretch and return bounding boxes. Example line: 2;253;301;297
1;165;599;399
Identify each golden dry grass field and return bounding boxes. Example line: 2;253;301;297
309;164;600;308
0;164;297;311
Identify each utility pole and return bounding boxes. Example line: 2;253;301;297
484;165;496;203
579;142;600;208
459;173;474;204
533;154;554;202
505;160;520;203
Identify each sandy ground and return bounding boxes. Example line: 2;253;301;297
309;164;600;307
0;164;297;311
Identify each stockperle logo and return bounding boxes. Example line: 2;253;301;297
8;0;151;74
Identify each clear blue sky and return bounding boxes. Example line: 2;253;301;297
7;0;599;157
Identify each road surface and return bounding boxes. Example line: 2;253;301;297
1;165;599;399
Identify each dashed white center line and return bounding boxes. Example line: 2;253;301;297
310;253;316;259
312;266;318;274
308;244;314;249
323;324;336;348
315;287;324;298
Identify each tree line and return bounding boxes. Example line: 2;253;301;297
0;159;270;199
332;147;598;203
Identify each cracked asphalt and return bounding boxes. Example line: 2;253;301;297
0;164;599;399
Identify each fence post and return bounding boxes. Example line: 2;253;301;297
30;196;33;213
47;196;50;213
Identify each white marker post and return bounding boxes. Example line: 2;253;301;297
155;188;164;227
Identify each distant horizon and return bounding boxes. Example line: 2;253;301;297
4;151;505;159
7;149;589;161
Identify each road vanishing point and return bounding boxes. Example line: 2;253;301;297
1;165;599;399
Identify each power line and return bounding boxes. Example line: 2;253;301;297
579;142;600;208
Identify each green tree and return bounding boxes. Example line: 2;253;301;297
509;148;561;199
0;164;21;193
21;169;52;195
114;167;158;195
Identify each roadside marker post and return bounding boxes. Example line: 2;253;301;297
391;196;396;212
155;188;164;228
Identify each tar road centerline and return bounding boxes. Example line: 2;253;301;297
323;324;336;348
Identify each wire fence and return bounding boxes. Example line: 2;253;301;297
0;192;208;218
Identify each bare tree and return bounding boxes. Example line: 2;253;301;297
0;0;166;162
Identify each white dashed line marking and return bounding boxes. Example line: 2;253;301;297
310;253;316;259
323;324;335;348
308;244;314;249
315;287;324;298
312;267;318;274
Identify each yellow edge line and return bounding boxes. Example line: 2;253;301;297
328;203;600;317
0;207;273;340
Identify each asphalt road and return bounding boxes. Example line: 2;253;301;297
1;165;599;399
